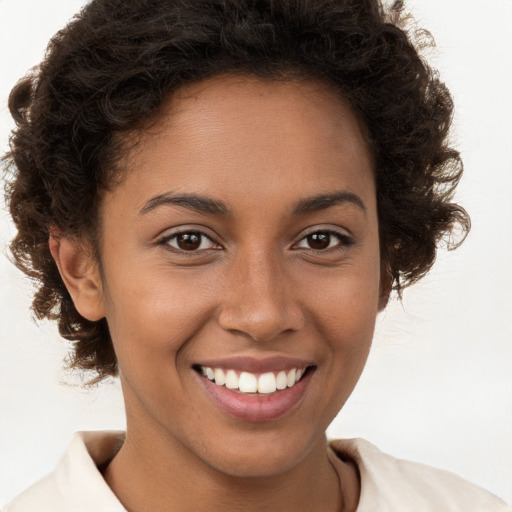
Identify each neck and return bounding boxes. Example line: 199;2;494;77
103;422;358;512
103;378;359;512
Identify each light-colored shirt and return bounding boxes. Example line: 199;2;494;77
3;431;510;511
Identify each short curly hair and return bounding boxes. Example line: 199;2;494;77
4;0;469;383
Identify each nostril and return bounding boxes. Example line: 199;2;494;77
217;310;305;343
217;281;305;342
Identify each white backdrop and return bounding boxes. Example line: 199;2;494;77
1;0;511;507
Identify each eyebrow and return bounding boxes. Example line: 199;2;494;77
140;189;366;217
293;191;367;216
140;192;229;216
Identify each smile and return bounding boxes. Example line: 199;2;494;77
199;366;306;394
194;360;315;422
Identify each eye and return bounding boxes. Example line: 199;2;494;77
295;230;352;251
162;231;219;252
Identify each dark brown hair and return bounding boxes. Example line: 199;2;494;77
4;0;469;383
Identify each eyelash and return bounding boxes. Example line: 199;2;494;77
293;230;354;253
157;228;353;254
158;230;220;253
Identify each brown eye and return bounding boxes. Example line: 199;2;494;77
295;230;352;251
165;231;218;252
176;232;201;250
306;232;331;250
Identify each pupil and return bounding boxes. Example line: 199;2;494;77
308;232;330;250
177;233;201;250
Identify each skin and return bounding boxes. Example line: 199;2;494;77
51;75;388;512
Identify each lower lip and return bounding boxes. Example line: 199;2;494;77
197;371;313;422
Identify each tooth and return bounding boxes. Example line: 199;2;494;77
286;369;296;387
258;372;277;393
276;371;287;390
225;370;239;389
239;372;258;393
205;367;214;380
295;369;304;382
214;368;226;386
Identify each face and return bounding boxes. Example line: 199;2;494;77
92;75;385;477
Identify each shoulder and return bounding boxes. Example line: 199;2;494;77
2;472;64;512
2;431;126;512
329;438;511;512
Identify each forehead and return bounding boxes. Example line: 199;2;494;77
160;74;363;130
112;74;375;214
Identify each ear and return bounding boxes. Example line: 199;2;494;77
49;231;105;321
378;265;393;312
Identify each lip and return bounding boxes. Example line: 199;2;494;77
194;355;315;374
194;357;315;422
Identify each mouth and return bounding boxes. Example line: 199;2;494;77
195;365;310;394
193;360;316;422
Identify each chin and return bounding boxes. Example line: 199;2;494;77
194;427;326;479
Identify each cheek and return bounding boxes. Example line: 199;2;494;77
305;262;381;336
102;263;219;361
302;256;381;385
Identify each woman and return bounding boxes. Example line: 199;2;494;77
2;0;510;510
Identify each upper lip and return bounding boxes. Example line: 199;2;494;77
194;355;316;373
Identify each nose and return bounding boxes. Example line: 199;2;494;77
217;249;304;342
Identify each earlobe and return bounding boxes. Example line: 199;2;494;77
49;231;105;321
